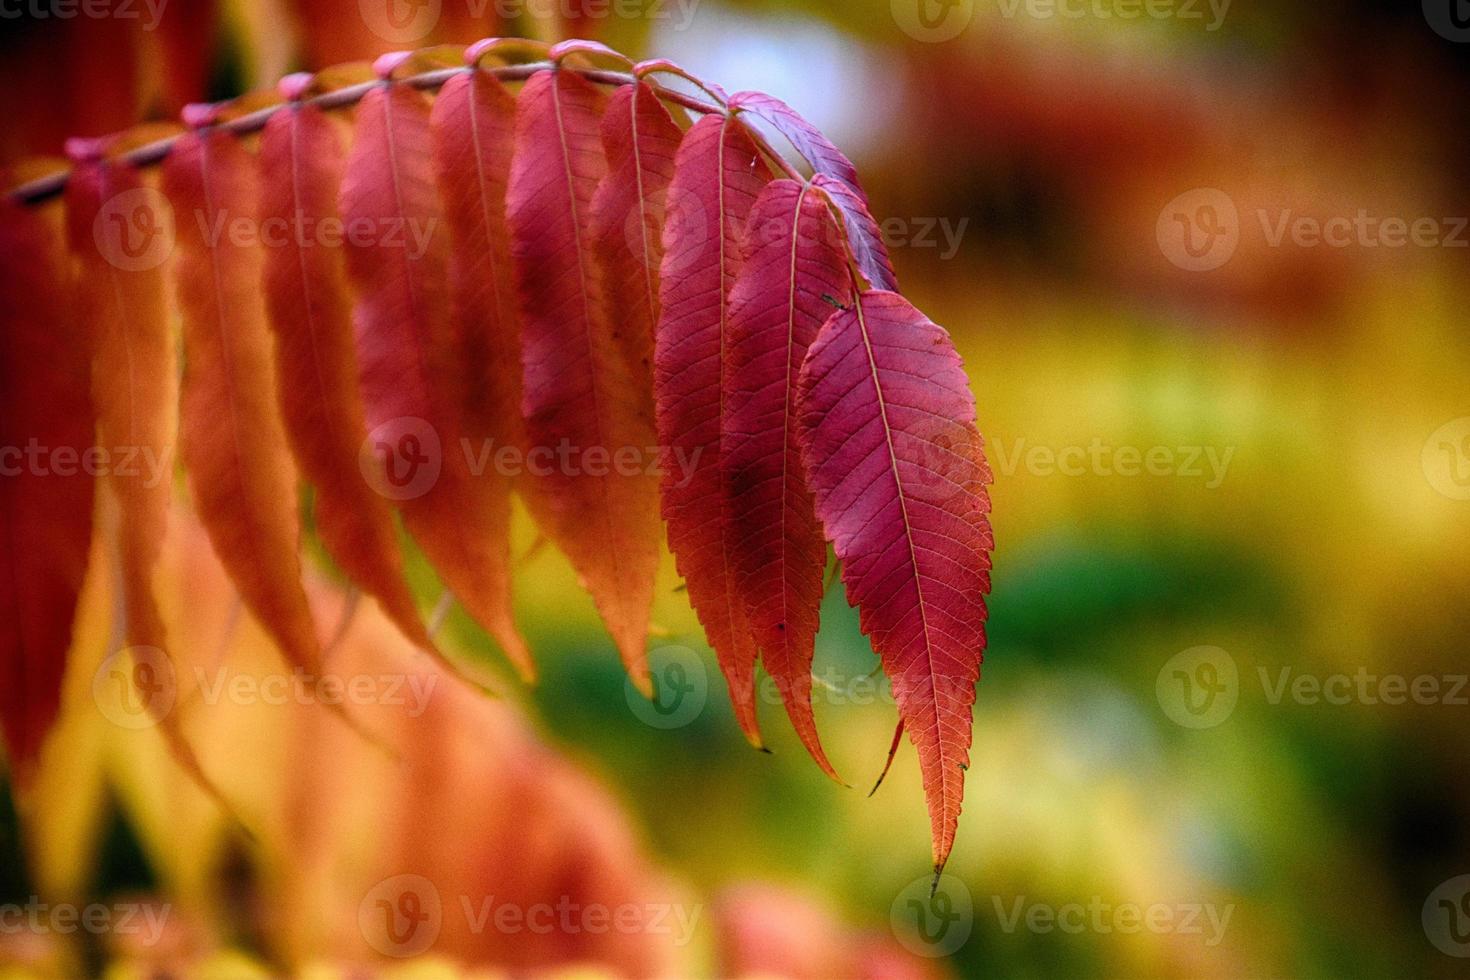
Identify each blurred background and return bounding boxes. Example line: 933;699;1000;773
3;0;1470;977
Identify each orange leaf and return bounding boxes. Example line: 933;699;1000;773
258;96;435;654
162;125;323;676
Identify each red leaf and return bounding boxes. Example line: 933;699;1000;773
341;81;535;681
812;173;899;293
163;127;324;676
722;179;852;778
795;290;993;872
0;201;95;787
431;70;524;450
728;91;866;197
656;113;773;745
506;68;662;692
259;99;433;653
589;79;685;396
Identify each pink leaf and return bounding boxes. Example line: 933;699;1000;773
723;179;852;778
795;290;993;872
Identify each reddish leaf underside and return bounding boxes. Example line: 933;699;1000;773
163;127;324;676
506;68;662;693
656;112;773;745
812;174;899;294
259;100;434;655
0;202;95;787
431;70;525;451
342;81;534;681
589;79;685;397
722;178;852;778
795;290;993;872
728;91;867;200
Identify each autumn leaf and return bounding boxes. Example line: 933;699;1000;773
506;66;662;694
722;178;852;779
796;290;994;873
656;112;773;745
163;121;325;679
259;83;435;657
4;40;998;873
342;64;534;681
0;200;95;788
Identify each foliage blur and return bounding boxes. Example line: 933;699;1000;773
3;0;1469;977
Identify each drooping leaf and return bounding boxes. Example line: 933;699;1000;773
728;91;866;197
589;79;685;396
162;124;325;677
5;37;1001;873
795;290;993;873
341;76;535;682
812;173;899;293
63;155;240;809
0;200;95;787
655;112;773;745
506;67;663;695
724;94;898;290
430;69;524;450
722;179;852;779
259;92;434;654
63;157;175;668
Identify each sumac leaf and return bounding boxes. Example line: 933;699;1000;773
656;113;772;744
589;78;684;393
342;80;534;681
259;96;435;655
506;68;662;692
728;91;865;198
431;69;524;450
64;159;175;666
795;290;993;872
722;179;851;778
0;201;95;786
812;173;899;293
163;125;325;677
65;157;235;806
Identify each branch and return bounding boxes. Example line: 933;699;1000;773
6;58;732;206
